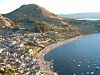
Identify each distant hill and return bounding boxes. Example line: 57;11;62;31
58;13;100;34
58;12;100;20
4;4;68;26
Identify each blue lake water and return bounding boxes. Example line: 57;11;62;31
44;34;100;75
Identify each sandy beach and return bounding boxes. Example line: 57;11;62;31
36;35;83;74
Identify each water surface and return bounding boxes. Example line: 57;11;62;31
44;34;100;75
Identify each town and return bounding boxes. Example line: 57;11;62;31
0;29;56;75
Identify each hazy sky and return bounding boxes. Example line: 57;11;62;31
0;0;100;14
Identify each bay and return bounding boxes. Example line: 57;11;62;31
44;34;100;75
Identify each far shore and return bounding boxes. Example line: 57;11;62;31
36;35;84;74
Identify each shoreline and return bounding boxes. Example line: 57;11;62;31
36;35;84;74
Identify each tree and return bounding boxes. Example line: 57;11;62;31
34;22;53;32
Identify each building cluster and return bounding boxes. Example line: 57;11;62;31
0;30;54;75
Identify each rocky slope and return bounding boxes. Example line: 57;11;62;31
68;19;100;34
0;15;14;28
4;4;68;26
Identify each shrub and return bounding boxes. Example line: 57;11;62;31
34;22;53;32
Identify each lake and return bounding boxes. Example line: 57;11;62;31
44;34;100;75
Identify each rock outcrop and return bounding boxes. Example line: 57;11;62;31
0;15;14;28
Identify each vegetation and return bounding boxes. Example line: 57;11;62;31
34;22;53;32
0;68;20;75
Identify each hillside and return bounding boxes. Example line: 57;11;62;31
0;15;15;28
58;13;100;34
68;19;100;34
4;4;68;26
2;4;80;37
2;4;100;35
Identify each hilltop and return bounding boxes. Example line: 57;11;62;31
4;4;68;26
3;4;80;37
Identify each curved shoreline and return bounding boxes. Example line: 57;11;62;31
36;35;84;75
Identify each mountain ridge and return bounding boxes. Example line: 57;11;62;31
3;4;68;26
58;12;100;19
